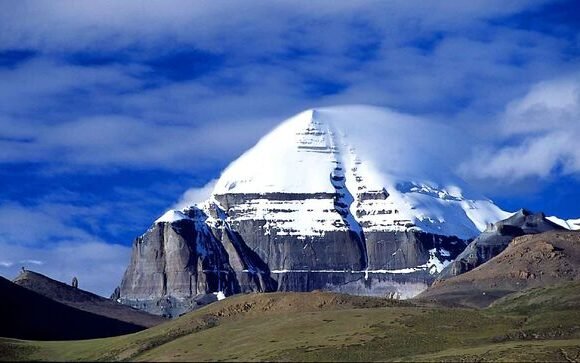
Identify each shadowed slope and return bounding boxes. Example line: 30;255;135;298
13;270;165;328
0;276;147;341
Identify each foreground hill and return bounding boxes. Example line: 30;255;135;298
1;283;579;361
418;231;580;308
13;271;165;328
0;276;146;341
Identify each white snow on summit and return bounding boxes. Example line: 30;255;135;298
214;106;471;194
207;105;509;239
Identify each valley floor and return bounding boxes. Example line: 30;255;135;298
1;282;579;362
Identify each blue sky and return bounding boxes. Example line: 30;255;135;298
0;0;579;295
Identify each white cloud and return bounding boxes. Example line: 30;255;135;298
503;77;580;136
173;179;218;210
462;73;580;181
0;1;547;53
0;202;98;246
0;111;277;171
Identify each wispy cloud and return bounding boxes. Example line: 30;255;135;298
462;73;580;181
0;1;548;52
19;259;44;265
173;179;218;210
0;200;131;295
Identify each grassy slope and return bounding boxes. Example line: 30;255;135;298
1;284;579;362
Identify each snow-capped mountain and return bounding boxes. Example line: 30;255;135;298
117;105;510;316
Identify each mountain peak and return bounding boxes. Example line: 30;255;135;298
205;105;509;239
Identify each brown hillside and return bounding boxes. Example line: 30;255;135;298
417;231;580;308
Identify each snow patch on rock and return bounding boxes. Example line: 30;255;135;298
214;291;226;301
155;210;190;224
547;216;580;231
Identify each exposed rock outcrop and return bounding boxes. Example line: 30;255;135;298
119;216;228;316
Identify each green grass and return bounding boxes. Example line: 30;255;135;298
2;284;580;362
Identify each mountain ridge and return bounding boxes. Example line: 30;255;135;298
438;209;566;280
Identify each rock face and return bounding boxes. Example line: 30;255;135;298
117;106;509;316
119;205;468;316
437;209;566;281
118;210;246;317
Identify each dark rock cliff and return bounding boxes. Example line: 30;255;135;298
117;193;468;317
